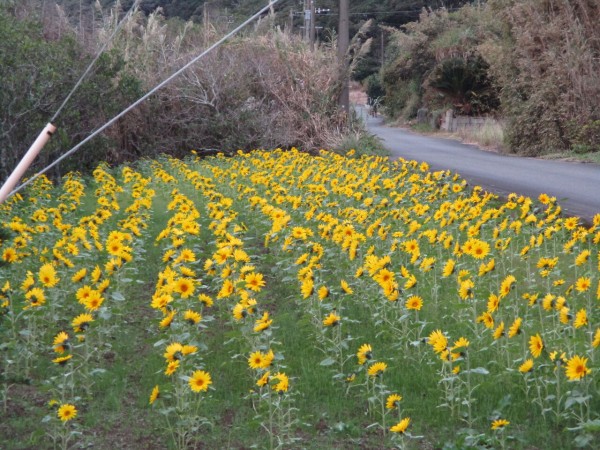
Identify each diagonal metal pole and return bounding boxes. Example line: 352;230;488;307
0;124;56;203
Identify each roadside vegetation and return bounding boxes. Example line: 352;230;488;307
370;0;600;158
0;1;375;183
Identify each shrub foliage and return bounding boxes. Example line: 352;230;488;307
0;3;351;181
380;0;600;155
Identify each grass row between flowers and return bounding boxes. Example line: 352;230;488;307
0;149;599;449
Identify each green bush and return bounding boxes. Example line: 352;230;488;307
571;119;600;154
0;4;354;182
0;7;143;180
364;73;384;104
481;0;600;155
334;130;388;157
424;55;499;115
379;1;600;155
380;6;496;122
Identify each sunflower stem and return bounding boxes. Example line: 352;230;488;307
381;392;386;437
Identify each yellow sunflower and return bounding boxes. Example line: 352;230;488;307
491;419;509;430
57;403;77;422
529;334;544;358
357;343;372;365
390;417;410;434
189;370;212;393
386;394;402;410
367;362;387;377
405;295;423;311
149;385;160;405
323;311;340;327
565;355;591;381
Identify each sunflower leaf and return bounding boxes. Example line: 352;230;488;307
320;357;335;366
98;308;112;320
111;291;125;301
463;367;489;375
573;433;593;448
565;394;591;409
582;419;600;432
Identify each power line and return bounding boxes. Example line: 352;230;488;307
293;10;421;16
51;0;141;123
313;6;466;16
290;5;467;21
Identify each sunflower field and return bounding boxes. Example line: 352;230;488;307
1;149;598;449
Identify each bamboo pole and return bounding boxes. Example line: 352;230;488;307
0;123;56;204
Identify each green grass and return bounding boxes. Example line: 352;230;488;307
455;119;505;151
333;131;390;158
541;150;600;165
1;150;598;449
411;123;436;134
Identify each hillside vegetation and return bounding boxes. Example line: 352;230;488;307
378;0;600;156
0;1;362;182
1;0;599;180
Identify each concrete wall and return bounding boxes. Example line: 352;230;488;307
441;109;496;132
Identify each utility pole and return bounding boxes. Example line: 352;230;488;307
203;2;210;46
79;0;83;45
303;0;309;42
309;0;316;51
381;29;385;66
338;0;349;115
91;3;95;43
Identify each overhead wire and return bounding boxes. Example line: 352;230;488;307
8;0;281;200
51;0;141;123
318;7;465;16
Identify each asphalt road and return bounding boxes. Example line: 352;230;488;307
360;109;600;222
